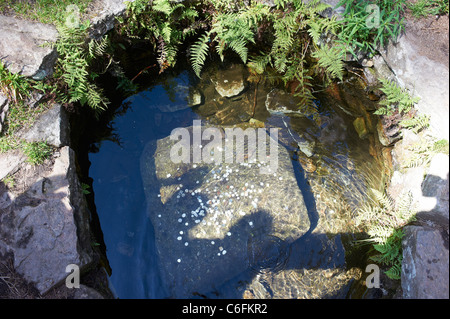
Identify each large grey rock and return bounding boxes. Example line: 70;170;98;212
402;225;449;299
0;15;58;79
0;146;93;294
379;32;449;140
140;124;310;297
0;94;9;134
87;0;134;39
0;151;25;181
21;104;69;147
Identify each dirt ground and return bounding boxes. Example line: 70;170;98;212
403;2;449;68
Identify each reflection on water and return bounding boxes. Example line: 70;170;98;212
89;65;385;298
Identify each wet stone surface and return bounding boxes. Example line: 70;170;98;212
140;125;310;297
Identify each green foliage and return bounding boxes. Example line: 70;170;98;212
191;0;342;86
408;0;449;18
0;0;92;25
0;61;32;103
22;141;53;165
0;95;48;153
374;78;420;116
122;0;348;107
356;188;417;279
401;136;449;169
311;45;345;81
336;0;406;56
371;229;404;279
81;183;91;195
120;0;199;71
54;19;109;113
190;33;212;78
399;113;430;133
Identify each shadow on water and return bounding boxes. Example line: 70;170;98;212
75;63;380;299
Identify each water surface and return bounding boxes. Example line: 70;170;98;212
89;65;383;298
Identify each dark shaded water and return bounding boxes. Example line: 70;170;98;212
86;64;383;299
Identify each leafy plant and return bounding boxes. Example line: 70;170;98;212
22;141;53;165
408;0;449;18
120;0;199;72
399;113;430;133
189;1;270;77
81;183;91;194
374;78;420;116
401;136;449;169
0;0;92;25
0;61;32;103
53;19;109;113
336;0;406;56
311;45;345;81
371;229;404;279
356;188;417;279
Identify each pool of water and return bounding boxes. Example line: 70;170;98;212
87;63;385;299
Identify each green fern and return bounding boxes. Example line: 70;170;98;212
400;114;430;133
311;45;345;80
121;0;199;71
370;229;404;280
375;78;420;116
88;35;109;58
190;33;211;78
54;18;109;113
402;137;449;169
356;189;417;280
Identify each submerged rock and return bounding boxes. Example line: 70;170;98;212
140;124;310;297
265;89;305;115
213;64;247;98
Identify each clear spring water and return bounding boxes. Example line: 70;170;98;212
88;65;384;299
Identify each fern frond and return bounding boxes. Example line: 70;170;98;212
190;32;210;78
378;78;420;114
88;35;109;58
400;114;430;133
152;0;173;15
311;45;344;80
371;188;394;211
248;53;272;75
385;263;402;280
227;37;249;63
